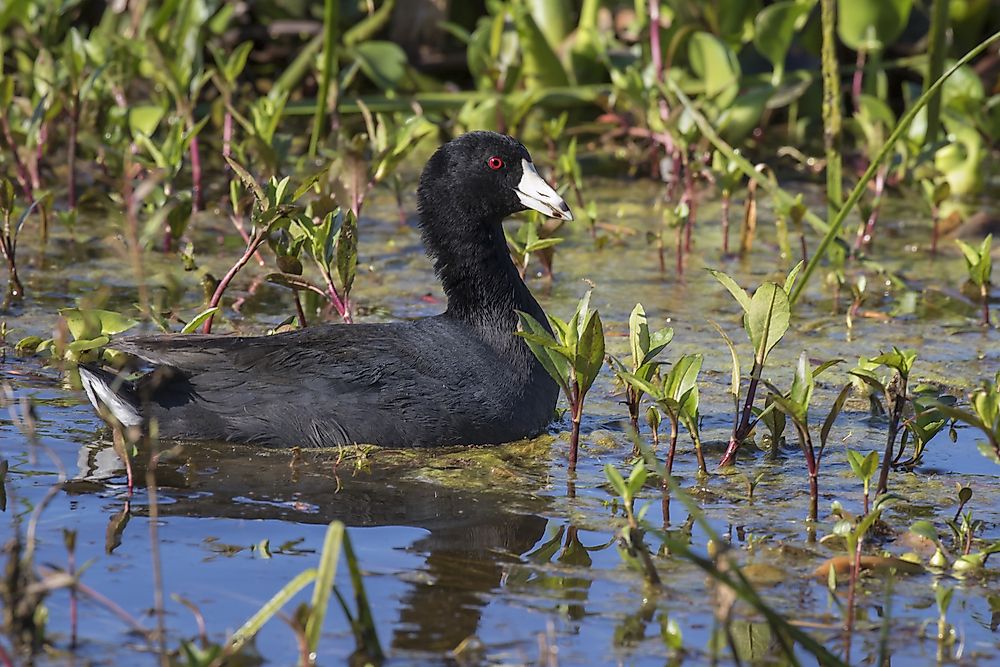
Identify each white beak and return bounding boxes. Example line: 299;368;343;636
513;159;574;221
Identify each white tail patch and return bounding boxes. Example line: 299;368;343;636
79;367;142;427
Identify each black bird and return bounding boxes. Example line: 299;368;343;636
80;131;574;447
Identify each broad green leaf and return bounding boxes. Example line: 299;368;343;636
513;5;569;89
909;520;940;544
336;210;358;293
820;383;853;450
128;105;164;137
688;31;740;107
351;41;409;91
604;463;628;500
753;1;812;83
225;157;266;207
783;261;805;295
789;352;814;412
576;310;606;394
837;0;913;50
709;269;752;312
517;311;570;392
61;308;138;340
746;283;790;362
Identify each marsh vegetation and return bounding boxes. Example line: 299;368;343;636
2;1;999;665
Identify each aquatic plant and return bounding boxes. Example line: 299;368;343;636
604;459;660;586
608;303;673;435
763;353;849;523
955;234;993;327
850;348;917;496
517;289;606;471
709;263;800;467
619;353;706;475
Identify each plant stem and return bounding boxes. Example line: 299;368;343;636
924;0;949;145
875;380;906;497
721;190;731;255
569;385;582;472
820;0;843;224
203;231;269;333
845;534;863;661
982;283;990;327
309;0;340;157
683;150;696;253
720;359;763;467
189;131;203;212
68;93;79;209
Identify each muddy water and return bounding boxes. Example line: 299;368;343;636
3;177;1000;665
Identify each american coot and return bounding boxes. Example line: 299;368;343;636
80;131;574;447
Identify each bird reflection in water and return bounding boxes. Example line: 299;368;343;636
68;439;553;654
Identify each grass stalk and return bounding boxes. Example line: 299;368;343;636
924;0;949;145
309;0;339;157
821;0;843;223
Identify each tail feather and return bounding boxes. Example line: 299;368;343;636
79;364;142;427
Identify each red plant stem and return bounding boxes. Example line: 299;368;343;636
675;221;683;276
683;152;697;253
36;565;149;637
568;382;582;471
0;111;34;201
68;93;79;209
721;191;731;255
852;48;866;113
203;232;268;333
189;131;203;212
875;388;906;497
854;166;887;254
145;455;168;666
0;641;14;667
229;215;265;266
222;111;233;161
666;416;678;475
719;360;763;467
294;291;308;328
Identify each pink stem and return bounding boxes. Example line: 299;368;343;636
203;233;268;333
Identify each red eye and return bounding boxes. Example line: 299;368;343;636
487;156;504;170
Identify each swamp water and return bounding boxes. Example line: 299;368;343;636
2;179;999;665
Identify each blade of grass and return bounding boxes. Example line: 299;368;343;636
229;569;318;654
309;0;339;157
304;521;344;653
789;29;1000;305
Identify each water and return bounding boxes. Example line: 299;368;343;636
3;178;1000;664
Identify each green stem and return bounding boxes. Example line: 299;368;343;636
820;0;842;222
309;0;339;157
924;0;949;145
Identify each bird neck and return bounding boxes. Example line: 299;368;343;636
419;202;546;341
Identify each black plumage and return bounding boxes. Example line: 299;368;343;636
80;131;573;447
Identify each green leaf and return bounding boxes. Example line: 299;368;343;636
746;283;790;362
628;303;649;370
820;383;853;451
708;319;741;401
181;307;220;334
229;569;319;653
910;520;940;544
788;352;814;413
350;41;409;91
517;311;570;392
128;105;164;137
61;309;138;340
605;463;628;500
576;310;606;395
336;209;358;294
783;261;805;296
304;521;344;652
753;1;812;84
837;0;913;51
688;31;740;107
708;269;752;312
